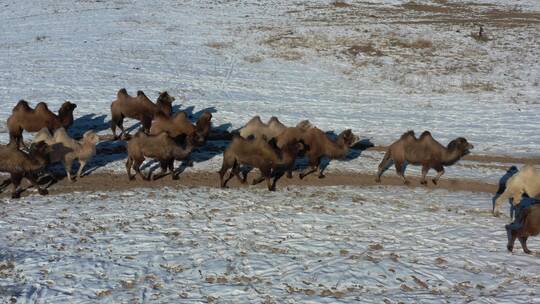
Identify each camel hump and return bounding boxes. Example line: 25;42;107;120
35;102;50;112
137;90;146;97
117;88;128;97
247;115;263;124
268;116;280;123
13;99;31;112
400;130;415;139
419;131;432;139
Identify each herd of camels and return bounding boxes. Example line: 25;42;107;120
1;88;539;253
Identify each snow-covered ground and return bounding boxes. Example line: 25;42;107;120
1;186;539;303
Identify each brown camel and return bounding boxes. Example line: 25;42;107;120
298;128;359;179
219;136;302;191
110;88;175;138
0;141;50;198
7;100;77;148
126;132;194;181
375;131;473;185
506;204;540;254
149;111;212;145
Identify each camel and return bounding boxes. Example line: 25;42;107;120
506;203;540;254
126;132;194;181
494;165;540;216
219;136;302;191
7;100;77;148
33;128;100;181
110;88;175;139
0;141;50;198
375;131;473;185
297;128;359;179
149;111;212;145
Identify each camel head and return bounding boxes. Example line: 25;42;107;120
59;101;77;115
447;137;473;156
339;129;359;147
156;91;175;116
29;140;50;162
83;130;100;145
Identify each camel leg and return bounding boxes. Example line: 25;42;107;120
432;166;444;185
10;174;22;199
261;168;274;191
126;157;135;180
133;159;149;181
63;159;74;182
111;115;125;139
26;174;48;196
494;188;513;216
317;158;326;179
233;165;245;184
376;151;393;182
420;165;429;185
252;174;265;185
169;160;179;180
519;236;531;254
219;161;233;188
506;225;516;252
76;160;86;180
152;160;169;180
299;156;319;179
0;179;11;192
395;161;408;184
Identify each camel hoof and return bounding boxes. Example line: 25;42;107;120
432;179;438;185
403;180;410;185
375;178;381;183
299;174;305;180
493;211;500;217
38;189;48;196
524;249;532;254
11;192;21;199
318;174;325;179
420;180;427;186
507;245;513;252
128;176;135;181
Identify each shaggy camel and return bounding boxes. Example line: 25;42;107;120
219;136;302;191
297;128;359;179
33;128;100;181
149;111;212;145
126;132;194;181
110;88;175;138
7;100;77;148
493;165;540;216
375;131;473;185
0;141;50;198
506;203;540;254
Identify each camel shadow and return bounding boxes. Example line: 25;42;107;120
492;166;519;217
69;113;110;139
294;134;373;175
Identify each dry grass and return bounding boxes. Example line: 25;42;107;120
243;55;264;64
390;37;433;49
461;80;496;92
274;50;303;61
205;41;232;49
331;1;352;8
345;43;383;56
402;1;455;13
